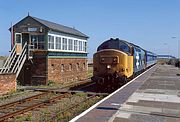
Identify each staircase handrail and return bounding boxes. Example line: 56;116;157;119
0;44;16;73
16;55;27;78
11;42;27;74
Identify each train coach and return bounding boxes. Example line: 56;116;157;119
91;38;157;86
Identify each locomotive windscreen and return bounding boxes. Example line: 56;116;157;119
97;39;131;54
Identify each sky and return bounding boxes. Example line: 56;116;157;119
0;0;179;58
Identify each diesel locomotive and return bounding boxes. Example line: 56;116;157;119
91;38;157;86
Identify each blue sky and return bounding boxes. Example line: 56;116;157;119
0;0;179;58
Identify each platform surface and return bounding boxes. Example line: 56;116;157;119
71;65;180;122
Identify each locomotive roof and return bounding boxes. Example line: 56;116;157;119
97;38;133;54
101;38;130;46
98;38;156;56
103;38;144;49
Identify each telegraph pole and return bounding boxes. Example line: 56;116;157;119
172;37;180;67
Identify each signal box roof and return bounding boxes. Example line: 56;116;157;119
11;15;89;38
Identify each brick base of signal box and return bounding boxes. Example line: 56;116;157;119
48;58;88;84
0;74;16;95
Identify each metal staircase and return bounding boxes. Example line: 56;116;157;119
0;42;28;78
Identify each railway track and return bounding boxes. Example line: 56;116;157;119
0;79;108;121
49;94;99;121
4;66;154;121
25;79;94;93
0;69;149;121
0;91;71;121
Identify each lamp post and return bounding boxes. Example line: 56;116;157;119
172;37;180;67
163;43;170;58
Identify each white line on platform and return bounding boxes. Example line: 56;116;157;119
127;92;180;103
69;65;156;122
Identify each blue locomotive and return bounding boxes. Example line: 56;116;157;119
92;38;157;86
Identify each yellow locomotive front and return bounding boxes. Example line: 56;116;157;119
92;38;134;86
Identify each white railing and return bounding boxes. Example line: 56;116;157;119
28;44;34;60
0;44;16;74
11;42;28;78
0;42;28;78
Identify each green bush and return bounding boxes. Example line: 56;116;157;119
47;80;56;86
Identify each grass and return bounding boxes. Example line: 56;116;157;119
0;56;7;60
75;92;87;97
9;94;104;122
47;80;57;86
0;90;41;106
55;95;103;122
0;89;24;101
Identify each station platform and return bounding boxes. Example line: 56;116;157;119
70;64;180;122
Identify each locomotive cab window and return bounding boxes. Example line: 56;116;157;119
97;39;131;54
119;42;130;53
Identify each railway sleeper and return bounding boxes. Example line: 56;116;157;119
0;93;72;121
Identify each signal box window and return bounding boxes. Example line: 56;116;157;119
15;33;22;43
68;39;73;50
62;38;67;50
56;37;61;50
74;40;78;51
79;41;82;51
48;35;54;49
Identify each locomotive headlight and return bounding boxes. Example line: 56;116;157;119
121;68;125;72
107;65;111;69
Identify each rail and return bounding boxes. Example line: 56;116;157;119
0;92;47;109
0;92;71;121
48;94;101;121
0;79;108;121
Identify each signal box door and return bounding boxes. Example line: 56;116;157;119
15;33;22;55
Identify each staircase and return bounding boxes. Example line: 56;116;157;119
0;42;28;78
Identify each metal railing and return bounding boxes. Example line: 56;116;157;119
0;42;28;78
0;44;17;74
28;44;34;60
11;42;28;77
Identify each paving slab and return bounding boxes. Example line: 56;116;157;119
110;65;180;122
70;64;180;122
